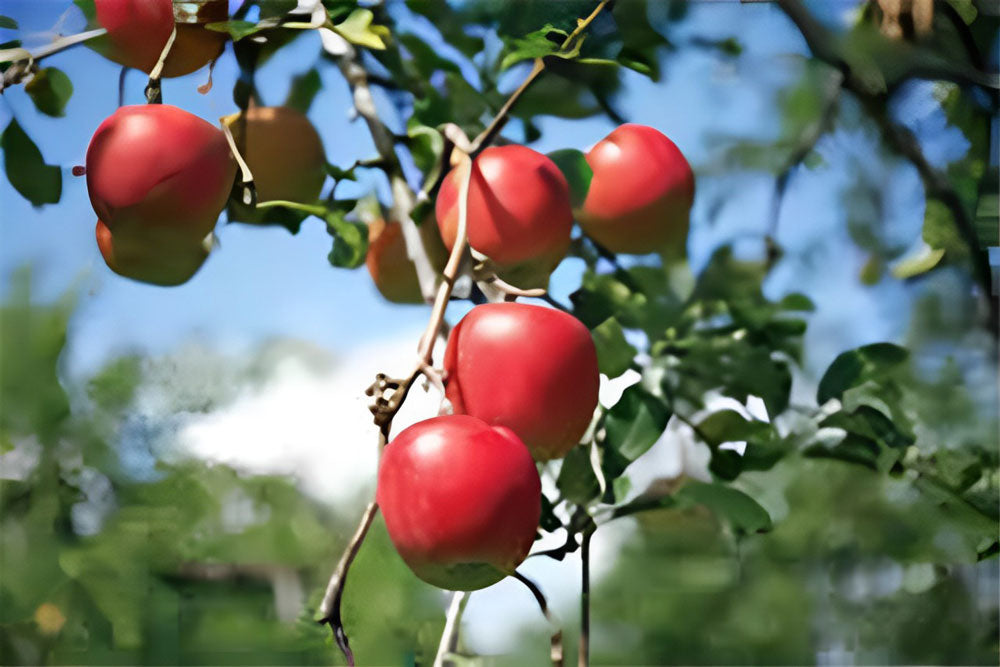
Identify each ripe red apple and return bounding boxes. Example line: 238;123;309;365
93;0;226;77
578;124;695;255
444;303;600;461
435;145;573;288
378;415;541;590
86;104;235;285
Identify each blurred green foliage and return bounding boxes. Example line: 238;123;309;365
1;0;998;664
0;271;448;665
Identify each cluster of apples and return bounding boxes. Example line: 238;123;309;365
84;0;327;284
82;0;696;593
377;128;695;590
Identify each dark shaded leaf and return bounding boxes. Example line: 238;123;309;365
604;384;671;463
591;317;636;378
547;148;592;208
324;209;368;268
817;343;908;404
206;20;264;42
284;68;321;114
25;68;73;117
0;16;17;29
1;119;61;206
557;445;601;505
676;481;772;534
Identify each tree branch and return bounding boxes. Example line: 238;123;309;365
313;498;379;665
776;0;998;332
317;4;616;660
336;49;445;302
1;28;107;90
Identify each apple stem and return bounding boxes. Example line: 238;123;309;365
144;26;177;104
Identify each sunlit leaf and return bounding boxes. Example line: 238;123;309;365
333;9;390;50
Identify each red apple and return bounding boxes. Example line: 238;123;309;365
444;303;600;461
578;124;695;255
96;220;209;286
93;0;226;77
86;104;235;285
435;145;573;288
378;415;541;590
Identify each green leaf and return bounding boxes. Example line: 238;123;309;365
399;33;462;77
1;119;61;206
406;121;444;174
922;199;966;256
73;0;96;22
25;67;73;117
205;20;263;42
591;317;637;379
501;25;569;70
821;405;914;450
891;243;946;279
604;384;671;462
697;410;770;447
324;209;368;268
804;432;882;471
333;9;390;50
676;481;772;534
778;293;815;311
816;343;909;404
284;68;321;114
557;445;601;505
325;162;357;182
547;148;592;209
570;271;645;329
0;16;17;29
257;0;296;19
539;494;563;532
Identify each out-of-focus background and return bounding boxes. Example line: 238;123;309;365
1;0;998;665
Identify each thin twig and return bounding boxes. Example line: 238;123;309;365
432;591;471;667
1;28;107;89
468;0;612;155
513;571;564;667
313;498;380;665
578;528;594;667
336;50;443;301
768;69;843;254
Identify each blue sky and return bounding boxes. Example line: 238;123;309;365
0;0;954;383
